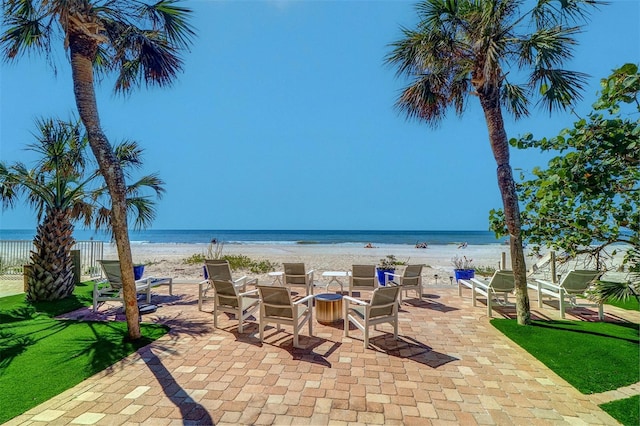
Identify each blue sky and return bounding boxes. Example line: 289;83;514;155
1;0;638;231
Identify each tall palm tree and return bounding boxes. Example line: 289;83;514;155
386;0;599;325
1;1;194;338
0;117;165;302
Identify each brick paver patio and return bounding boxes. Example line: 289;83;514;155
6;283;639;425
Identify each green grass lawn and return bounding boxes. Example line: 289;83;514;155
492;319;639;394
599;395;639;426
492;319;639;425
606;296;640;311
0;282;168;423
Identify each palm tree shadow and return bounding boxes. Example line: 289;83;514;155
402;296;459;313
367;334;458;368
251;322;341;367
150;313;213;338
141;347;215;425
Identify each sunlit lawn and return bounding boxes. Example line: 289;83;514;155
0;282;168;423
492;318;639;426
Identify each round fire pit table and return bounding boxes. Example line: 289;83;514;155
315;293;343;325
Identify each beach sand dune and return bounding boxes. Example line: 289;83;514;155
110;243;522;284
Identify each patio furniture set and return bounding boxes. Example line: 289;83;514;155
198;260;426;349
457;269;605;319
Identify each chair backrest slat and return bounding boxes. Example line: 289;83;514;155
351;265;376;289
489;270;515;292
561;270;602;294
401;264;423;286
369;286;400;318
212;280;240;308
258;285;294;319
283;263;307;285
98;260;124;290
205;259;233;282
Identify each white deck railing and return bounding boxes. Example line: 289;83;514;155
0;240;104;279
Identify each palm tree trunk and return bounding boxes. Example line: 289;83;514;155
479;90;531;325
27;208;75;301
68;34;141;339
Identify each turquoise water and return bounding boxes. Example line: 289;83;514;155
0;229;505;246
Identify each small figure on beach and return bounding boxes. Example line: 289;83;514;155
415;241;428;249
364;242;374;248
458;242;468;249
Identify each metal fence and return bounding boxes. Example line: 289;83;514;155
0;240;104;280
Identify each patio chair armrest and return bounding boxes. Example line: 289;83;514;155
239;289;259;297
526;281;539;291
384;272;401;279
136;277;154;287
535;279;561;291
343;295;368;305
294;294;316;305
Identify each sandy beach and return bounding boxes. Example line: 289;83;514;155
110;243;511;283
101;242;626;285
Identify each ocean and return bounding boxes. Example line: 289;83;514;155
0;229;506;246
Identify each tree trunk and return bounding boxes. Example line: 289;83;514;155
478;89;531;325
27;208;75;301
68;33;141;338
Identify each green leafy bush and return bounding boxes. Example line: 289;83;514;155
222;255;277;274
183;253;206;265
184;253;277;274
474;265;497;277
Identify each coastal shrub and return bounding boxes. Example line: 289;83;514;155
249;259;278;274
474;265;497;277
183;253;277;273
183;253;206;265
222;255;277;274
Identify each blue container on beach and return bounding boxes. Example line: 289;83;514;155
376;268;395;286
133;265;145;280
454;269;475;281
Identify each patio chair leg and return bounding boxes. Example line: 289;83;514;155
598;303;604;321
364;326;369;349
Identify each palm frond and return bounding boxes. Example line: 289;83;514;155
112;28;183;93
114;139;144;170
501;81;530;118
589;279;640;304
531;0;603;27
127;196;157;230
395;74;451;126
134;0;195;49
517;25;580;69
531;68;589;112
127;173;166;199
0;2;52;60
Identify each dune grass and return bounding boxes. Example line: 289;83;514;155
0;282;168;423
491;319;639;394
599;395;639;426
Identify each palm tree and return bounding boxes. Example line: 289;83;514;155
386;0;599;325
1;1;194;338
0;117;164;302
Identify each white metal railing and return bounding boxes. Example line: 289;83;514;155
0;240;104;279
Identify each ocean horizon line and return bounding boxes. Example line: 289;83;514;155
0;229;505;246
